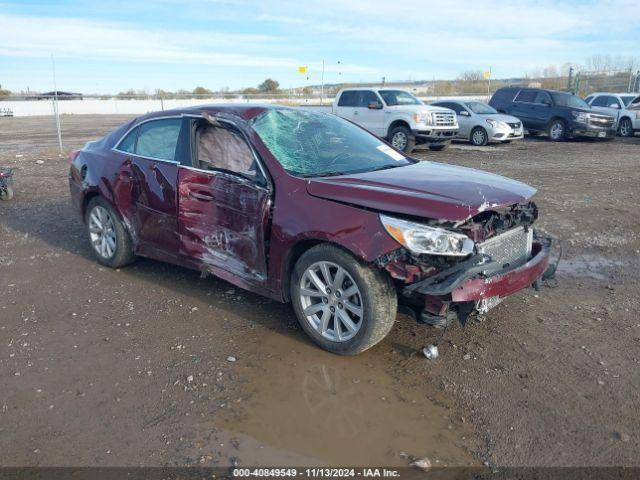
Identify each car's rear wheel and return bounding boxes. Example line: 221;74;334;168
618;117;633;137
291;244;397;355
547;119;566;141
470;127;489;146
388;126;415;153
85;197;135;268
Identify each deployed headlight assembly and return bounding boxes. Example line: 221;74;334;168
380;214;474;256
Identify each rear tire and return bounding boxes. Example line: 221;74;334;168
388;126;415;153
428;144;449;151
618;117;633;137
291;244;397;355
85;197;136;268
547;119;566;141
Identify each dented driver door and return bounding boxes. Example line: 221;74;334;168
176;120;271;287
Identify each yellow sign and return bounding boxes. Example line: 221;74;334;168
298;66;308;74
483;70;491;79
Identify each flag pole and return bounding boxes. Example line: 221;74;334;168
51;54;63;154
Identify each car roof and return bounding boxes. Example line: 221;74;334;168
338;87;411;92
136;104;274;123
588;92;638;96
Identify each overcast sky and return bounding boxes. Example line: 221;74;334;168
1;0;638;93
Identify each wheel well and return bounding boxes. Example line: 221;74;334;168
81;192;101;221
619;116;632;123
387;120;411;139
548;117;566;128
280;239;367;302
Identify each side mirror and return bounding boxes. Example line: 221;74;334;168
459;110;470;116
609;103;620;109
368;101;382;110
542;100;551;106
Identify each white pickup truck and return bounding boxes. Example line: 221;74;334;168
305;87;458;152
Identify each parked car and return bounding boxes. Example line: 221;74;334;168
584;92;640;137
432;100;524;146
489;87;616;141
69;105;552;355
305;88;458;153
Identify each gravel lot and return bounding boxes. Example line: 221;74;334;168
1;114;639;467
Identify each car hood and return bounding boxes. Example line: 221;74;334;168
482;113;522;123
306;162;537;222
386;104;454;113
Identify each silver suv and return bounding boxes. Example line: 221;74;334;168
585;92;640;137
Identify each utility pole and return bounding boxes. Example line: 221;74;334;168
51;54;63;154
567;67;574;92
320;60;325;106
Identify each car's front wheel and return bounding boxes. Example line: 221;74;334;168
470;127;489;146
547;119;566;141
388;126;415;153
85;197;136;268
618;117;633;137
291;244;397;355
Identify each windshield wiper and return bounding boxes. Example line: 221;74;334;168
300;171;348;178
368;164;404;172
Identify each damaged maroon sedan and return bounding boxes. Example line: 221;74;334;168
69;105;553;355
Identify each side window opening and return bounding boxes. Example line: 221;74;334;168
357;90;379;107
515;90;536;103
118;128;138;153
337;91;358;107
135;118;183;161
194;121;260;182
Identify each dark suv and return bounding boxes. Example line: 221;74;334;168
489;87;616;141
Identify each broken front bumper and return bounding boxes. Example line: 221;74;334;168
403;237;552;303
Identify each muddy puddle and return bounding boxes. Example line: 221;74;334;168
215;329;478;467
556;254;625;281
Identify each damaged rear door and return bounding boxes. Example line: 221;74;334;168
177;116;272;288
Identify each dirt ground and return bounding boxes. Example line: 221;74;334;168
0;115;639;468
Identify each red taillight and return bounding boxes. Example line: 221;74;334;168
69;150;80;163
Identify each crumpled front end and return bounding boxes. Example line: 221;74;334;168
376;202;555;326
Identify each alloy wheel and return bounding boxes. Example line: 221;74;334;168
299;261;364;342
619;119;631;137
550;121;564;140
88;205;117;259
391;132;408;150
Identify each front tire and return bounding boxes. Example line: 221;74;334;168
388;126;415;153
618;117;633;137
470;127;489;146
547;119;566;141
85;197;136;268
291;244;397;355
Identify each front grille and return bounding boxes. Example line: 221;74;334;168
433;111;456;126
477;226;533;271
507;122;521;129
588;114;614;129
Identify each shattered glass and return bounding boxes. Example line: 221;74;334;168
250;108;410;176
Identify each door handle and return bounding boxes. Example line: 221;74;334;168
189;190;214;202
353;111;359;115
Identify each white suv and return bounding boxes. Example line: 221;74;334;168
330;88;459;152
585;92;640;137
